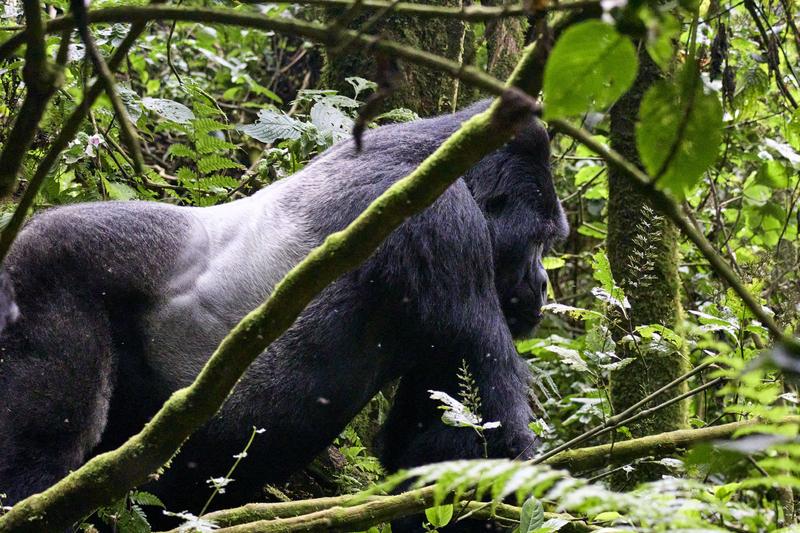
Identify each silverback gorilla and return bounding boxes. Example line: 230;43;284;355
0;100;567;528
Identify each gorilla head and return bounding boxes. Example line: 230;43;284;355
464;118;568;337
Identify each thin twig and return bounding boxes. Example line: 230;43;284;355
0;17;150;264
0;0;61;197
549;118;794;352
531;362;715;464
70;0;145;174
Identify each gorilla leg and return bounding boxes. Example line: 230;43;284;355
381;312;536;470
0;289;115;503
380;313;536;532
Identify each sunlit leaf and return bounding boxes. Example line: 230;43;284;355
636;69;723;198
543;21;637;119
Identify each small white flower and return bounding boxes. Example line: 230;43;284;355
84;134;105;157
206;476;233;493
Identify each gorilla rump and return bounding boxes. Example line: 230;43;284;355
0;100;567;521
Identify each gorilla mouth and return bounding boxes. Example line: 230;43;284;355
506;307;543;339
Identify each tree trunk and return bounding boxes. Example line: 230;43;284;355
319;1;470;115
606;50;688;484
482;0;527;81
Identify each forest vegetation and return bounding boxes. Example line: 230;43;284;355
1;0;800;531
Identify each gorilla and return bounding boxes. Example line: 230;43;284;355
0;99;567;529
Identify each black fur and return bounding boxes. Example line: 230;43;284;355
0;100;567;530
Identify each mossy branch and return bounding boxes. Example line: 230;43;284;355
237;0;600;21
0;6;509;96
545;416;800;471
174;418;793;533
0;88;538;532
167;487;593;533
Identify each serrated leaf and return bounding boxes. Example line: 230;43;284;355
590;251;615;294
102;179;138;200
193;117;232;134
237;109;306;144
142;97;195;124
543;21;637;118
197;155;243;174
636;69;722;198
310;102;353;144
167;143;196;159
519;497;545;533
195;134;238;154
425;504;453;527
176;166;198;182
201;175;239;189
544;346;588;372
130;490;165;508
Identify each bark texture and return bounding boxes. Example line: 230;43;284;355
606;50;688;479
320;0;469;115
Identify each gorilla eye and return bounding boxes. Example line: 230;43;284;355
485;195;508;215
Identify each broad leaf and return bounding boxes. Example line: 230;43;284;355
310;102;353;144
543;20;637;119
142;97;195;124
519;496;545;533
237;109;306;144
636;69;722;198
425;504;454;528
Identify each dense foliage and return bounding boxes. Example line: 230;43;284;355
2;0;800;531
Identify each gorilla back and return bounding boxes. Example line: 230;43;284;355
0;101;567;519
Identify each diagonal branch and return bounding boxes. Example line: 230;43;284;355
549;118;798;356
0;87;540;533
0;15;153;264
0;6;509;96
0;0;62;197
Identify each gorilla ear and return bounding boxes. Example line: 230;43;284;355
507;116;551;159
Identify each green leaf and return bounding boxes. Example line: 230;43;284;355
197;155;244;174
238;109;307;144
195;134;238;154
636;69;723;198
542;256;565;269
543;20;638;119
644;13;680;71
310;102;354;144
176;166;198;182
346;76;378;99
166;143;196;160
142;97;195;124
129;490;164;508
593;510;622;522
590;251;614;294
425;504;454;527
519;497;545;533
103;179;138;200
193;117;232;134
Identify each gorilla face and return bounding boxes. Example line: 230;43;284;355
464;120;568;338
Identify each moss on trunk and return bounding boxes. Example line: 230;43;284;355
482;0;527;81
320;1;468;115
607;50;688;480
